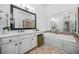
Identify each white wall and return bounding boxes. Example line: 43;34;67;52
19;4;49;31
29;4;49;31
0;4;79;33
0;4;50;32
0;4;10;33
45;4;79;33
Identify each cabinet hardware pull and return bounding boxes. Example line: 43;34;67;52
15;43;17;46
9;40;11;42
20;42;22;44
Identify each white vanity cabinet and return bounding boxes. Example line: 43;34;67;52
2;41;19;54
1;37;19;54
19;34;37;53
0;33;37;54
31;34;37;48
19;38;31;54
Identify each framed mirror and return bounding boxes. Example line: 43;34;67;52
10;4;36;30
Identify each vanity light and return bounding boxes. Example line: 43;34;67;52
14;4;35;13
22;4;34;12
24;5;34;12
50;18;55;21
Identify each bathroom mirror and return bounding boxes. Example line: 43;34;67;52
50;11;76;33
10;4;36;30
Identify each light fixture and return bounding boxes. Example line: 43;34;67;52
50;18;55;21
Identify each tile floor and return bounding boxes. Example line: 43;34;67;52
28;45;67;54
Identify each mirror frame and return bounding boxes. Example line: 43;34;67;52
10;4;36;30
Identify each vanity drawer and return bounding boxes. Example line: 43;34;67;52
19;34;34;39
1;37;18;44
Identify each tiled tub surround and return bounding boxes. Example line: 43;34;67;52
44;33;79;54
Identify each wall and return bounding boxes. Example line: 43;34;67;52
16;4;50;31
45;4;79;33
0;4;50;32
0;4;10;33
29;4;49;31
0;4;79;33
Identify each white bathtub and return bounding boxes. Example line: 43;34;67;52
55;34;76;43
44;33;76;43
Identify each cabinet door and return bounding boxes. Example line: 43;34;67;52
2;42;19;54
31;36;37;48
20;38;31;54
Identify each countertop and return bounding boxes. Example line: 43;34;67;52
0;31;34;39
0;31;44;39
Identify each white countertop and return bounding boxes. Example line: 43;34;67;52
0;31;34;39
0;30;45;39
30;30;44;34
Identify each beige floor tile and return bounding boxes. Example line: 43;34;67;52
28;45;65;54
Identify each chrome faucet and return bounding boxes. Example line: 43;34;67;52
18;30;24;32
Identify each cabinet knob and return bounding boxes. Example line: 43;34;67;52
20;42;22;44
9;40;11;42
15;43;17;46
32;39;34;40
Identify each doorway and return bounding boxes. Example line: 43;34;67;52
64;21;70;32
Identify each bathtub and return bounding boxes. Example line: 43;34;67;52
55;34;76;43
44;32;76;43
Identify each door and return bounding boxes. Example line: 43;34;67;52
20;38;31;54
2;42;19;54
64;21;70;32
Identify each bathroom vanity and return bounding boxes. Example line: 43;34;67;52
0;31;37;54
0;4;38;54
